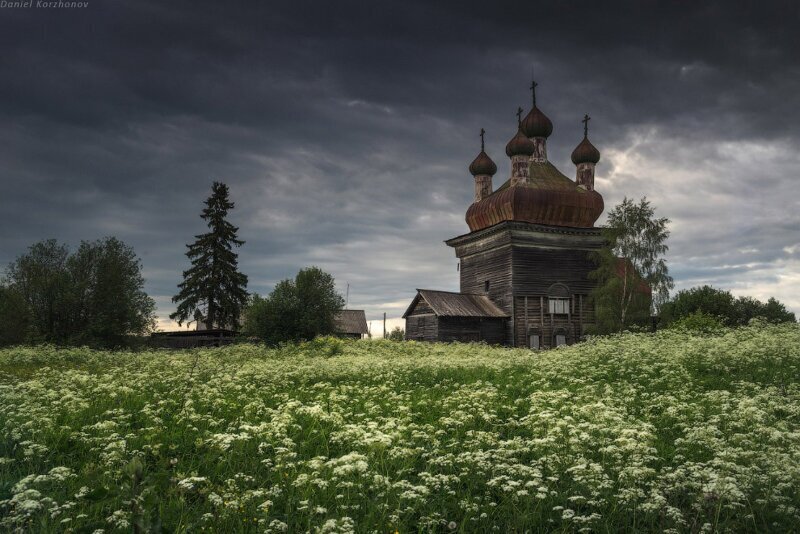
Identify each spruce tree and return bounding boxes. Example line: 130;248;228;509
171;182;249;330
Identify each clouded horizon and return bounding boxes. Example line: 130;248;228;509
1;0;799;331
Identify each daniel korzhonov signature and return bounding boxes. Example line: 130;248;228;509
0;0;89;8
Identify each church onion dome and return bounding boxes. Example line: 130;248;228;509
468;150;497;176
521;106;553;138
571;136;601;164
465;161;604;230
469;128;498;176
505;128;535;157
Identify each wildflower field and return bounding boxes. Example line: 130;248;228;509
1;325;799;533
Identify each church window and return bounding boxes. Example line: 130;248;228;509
555;334;566;347
529;334;540;350
484;280;490;293
548;297;570;314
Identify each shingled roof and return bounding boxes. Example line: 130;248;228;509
334;309;369;335
402;289;509;318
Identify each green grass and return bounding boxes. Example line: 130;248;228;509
1;324;799;532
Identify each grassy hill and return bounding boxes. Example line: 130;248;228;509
1;324;799;532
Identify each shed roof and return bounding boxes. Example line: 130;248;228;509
334;309;369;335
403;289;509;318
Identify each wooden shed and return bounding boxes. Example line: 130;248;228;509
334;309;370;339
403;289;509;344
150;329;238;349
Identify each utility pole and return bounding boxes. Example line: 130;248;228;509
383;312;386;339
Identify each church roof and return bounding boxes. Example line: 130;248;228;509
495;160;580;192
466;161;604;231
402;289;509;318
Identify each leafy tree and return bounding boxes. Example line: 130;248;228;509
243;267;344;344
241;294;271;339
0;285;31;346
732;295;764;325
5;238;156;346
589;197;673;333
760;297;796;324
295;267;344;341
662;285;796;326
6;239;71;342
660;285;736;326
67;237;156;345
386;326;405;341
667;310;726;334
171;182;249;330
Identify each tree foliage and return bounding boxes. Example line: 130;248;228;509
5;239;71;342
171;182;249;330
661;285;796;327
667;310;727;334
4;238;155;346
589;197;673;333
243;267;344;344
67;238;157;345
0;285;31;346
386;326;405;341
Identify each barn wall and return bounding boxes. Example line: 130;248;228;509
405;314;438;342
409;299;434;315
438;317;507;345
479;319;508;345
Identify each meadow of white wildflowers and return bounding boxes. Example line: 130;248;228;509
1;323;799;532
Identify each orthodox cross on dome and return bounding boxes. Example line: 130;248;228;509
516;107;523;125
529;79;538;106
582;113;591;137
480;128;486;151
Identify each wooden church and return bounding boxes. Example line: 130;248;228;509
404;80;607;349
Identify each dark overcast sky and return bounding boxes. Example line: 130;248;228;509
1;0;799;330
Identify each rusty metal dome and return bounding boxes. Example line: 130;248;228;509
468;150;497;176
521;106;553;138
505;128;535;157
571;137;600;164
465;161;604;230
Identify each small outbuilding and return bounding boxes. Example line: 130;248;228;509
334;309;370;339
150;329;238;349
403;289;509;344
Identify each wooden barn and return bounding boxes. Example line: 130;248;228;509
150;328;237;349
334;309;370;339
403;289;508;343
405;81;613;349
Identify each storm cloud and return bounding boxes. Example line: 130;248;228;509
1;0;799;331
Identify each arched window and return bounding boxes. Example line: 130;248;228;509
547;283;571;315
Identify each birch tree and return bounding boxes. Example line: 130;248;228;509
589;197;673;333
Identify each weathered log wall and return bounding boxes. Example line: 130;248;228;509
512;294;592;348
447;221;605;347
438;317;506;345
405;314;438;342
